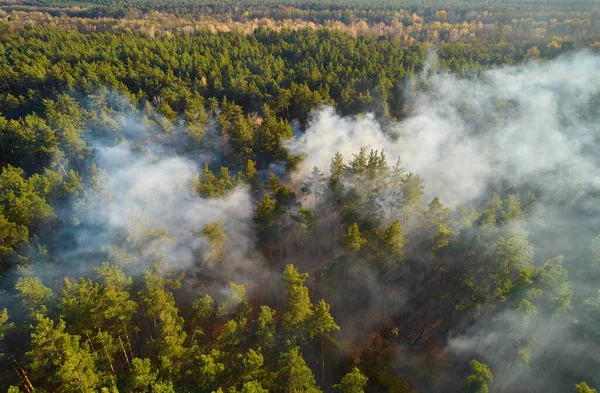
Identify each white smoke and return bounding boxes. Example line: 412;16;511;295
289;51;600;206
64;140;264;289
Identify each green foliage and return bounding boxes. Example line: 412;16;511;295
241;349;266;383
0;165;55;230
277;347;321;393
27;314;101;393
465;360;493;393
139;266;187;377
584;290;600;339
310;299;339;340
302;167;326;206
576;382;598;393
400;172;424;228
189;294;214;343
295;208;317;243
256;306;277;353
343;223;367;251
195;164;237;198
374;221;404;274
202;220;230;264
197;349;225;390
243;160;260;187
536;256;573;315
241;380;269;393
254;196;277;240
0;210;29;254
591;234;600;268
126;358;158;393
0;308;13;359
15;276;55;317
218;283;251;319
334;368;368;393
282;265;313;340
256;104;292;159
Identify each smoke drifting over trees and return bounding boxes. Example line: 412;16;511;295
288;51;600;393
293;51;600;207
0;3;600;393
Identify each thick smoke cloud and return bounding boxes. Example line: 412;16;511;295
290;51;600;207
288;50;600;393
89;144;251;256
54;139;266;296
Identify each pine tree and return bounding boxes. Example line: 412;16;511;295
277;347;321;393
256;306;276;356
218;283;251;320
302;167;326;207
27;314;101;393
188;295;214;346
125;358;158;393
15;276;55;318
465;360;493;393
139;266;187;378
254;195;278;260
0;308;12;359
387;158;406;220
333;368;368;393
576;382;597;393
202;220;230;264
243;160;260;188
196;163;220;197
196;349;225;391
240;349;266;385
282;265;313;346
256;104;292;159
310;299;339;387
343;223;366;252
240;380;268;393
536;256;573;316
591;234;600;268
400;172;424;229
185;92;208;144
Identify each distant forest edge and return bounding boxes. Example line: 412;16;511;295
1;0;599;54
5;0;600;12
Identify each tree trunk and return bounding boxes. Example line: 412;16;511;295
104;346;116;377
119;336;131;370
11;359;34;393
321;335;325;388
122;320;135;359
382;280;388;321
330;212;335;263
444;310;454;338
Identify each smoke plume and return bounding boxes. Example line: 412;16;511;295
290;51;600;207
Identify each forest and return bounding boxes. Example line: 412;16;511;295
0;0;600;393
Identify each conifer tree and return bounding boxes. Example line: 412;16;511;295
277;347;321;393
465;360;493;393
282;265;313;347
27;315;101;393
343;223;366;252
310;299;339;386
333;368;368;393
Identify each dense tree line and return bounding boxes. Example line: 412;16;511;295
2;1;599;52
11;0;600;16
